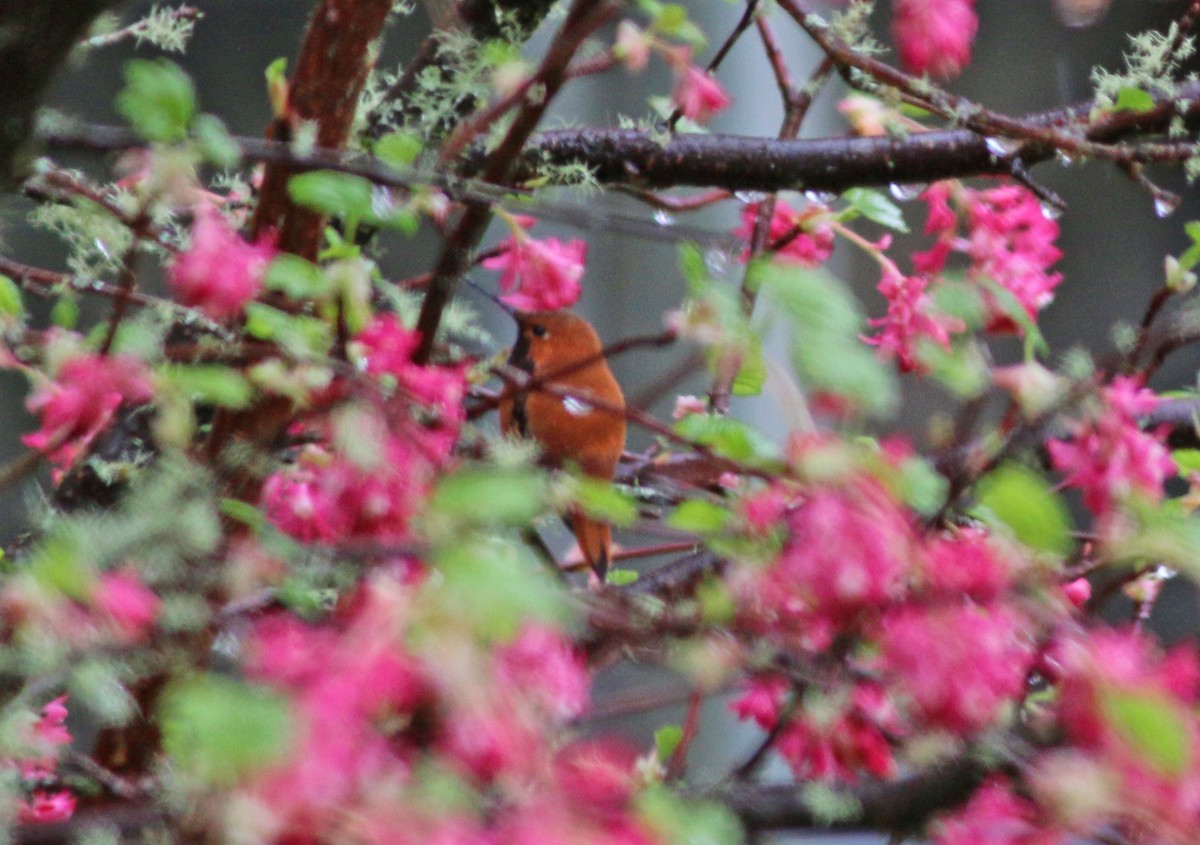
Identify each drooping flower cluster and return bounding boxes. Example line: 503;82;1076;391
670;53;731;123
483;216;587;312
891;0;979;80
239;570;659;845
10;697;75;824
734;200;835;268
866;180;1063;372
169;203;276;320
729;448;1051;779
934;778;1063;845
1047;376;1175;518
23;347;155;472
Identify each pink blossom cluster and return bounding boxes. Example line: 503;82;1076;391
919;182;1063;333
10;697;75;824
892;0;979;80
1;567;161;649
730;467;1048;775
23;348;155;472
934;778;1062;845
241;572;658;845
169;204;276;321
868;180;1063;372
483;217;586;312
1047;376;1175;517
734;200;835;268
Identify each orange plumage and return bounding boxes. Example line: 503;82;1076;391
499;311;626;581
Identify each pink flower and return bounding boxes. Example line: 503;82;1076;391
495;624;589;721
737;479;916;642
23;352;155;470
672;394;706;420
774;683;898;782
92;569;161;642
965;184;1063;331
19;790;76;824
879;602;1033;734
920;526;1016;602
672;62;732;123
934;778;1063;845
354;314;468;420
866;268;963;372
482;224;586;312
734;200;834;267
34;697;71;748
170;204;275;320
892;0;979;80
1047;377;1175;517
730;674;790;730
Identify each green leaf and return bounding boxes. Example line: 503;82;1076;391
895;455;950;517
754;262;897;418
159;674;293;786
51;295;79;329
430;466;549;526
1173;449;1200;476
161;364;253;408
678;242;712;295
655;725;683;761
264;254;332;300
730;334;766;397
606;567;639;586
1113;86;1156;114
668;499;732;534
978;277;1048;359
972;463;1072;557
430;538;568;641
192;113;240;168
116;59;196;143
638;787;743;845
287;171;374;219
1106;497;1200;580
841;187;909;232
243;303;333;357
0;275;24;320
375;132;424;168
573;476;639;527
1101;687;1192;777
28;536;94;601
675;413;781;465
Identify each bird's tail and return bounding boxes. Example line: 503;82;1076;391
570;509;611;583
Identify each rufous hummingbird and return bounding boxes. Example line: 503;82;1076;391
499;310;626;582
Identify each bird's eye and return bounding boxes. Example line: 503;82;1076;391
531;324;549;338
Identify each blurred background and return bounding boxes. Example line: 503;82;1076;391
0;2;1195;841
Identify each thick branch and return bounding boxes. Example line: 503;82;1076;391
711;755;987;833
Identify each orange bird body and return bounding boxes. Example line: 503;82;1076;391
499;311;626;581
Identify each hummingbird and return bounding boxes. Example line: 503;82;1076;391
499;310;626;582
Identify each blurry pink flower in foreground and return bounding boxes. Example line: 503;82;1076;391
934;778;1062;845
23;353;155;470
866;268;963;373
672;62;731;123
170;204;276;320
19;791;76;825
734;200;834;267
483;222;586;312
93;569;161;642
892;0;978;80
1047;377;1175;517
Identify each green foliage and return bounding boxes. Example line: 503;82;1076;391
1101;687;1192;777
1106;497;1200;579
799;782;863;825
1113;86;1156;113
668;499;732;534
244;303;334;358
428;538;569;641
28;198;135;277
116;59;196;143
572;476;639;527
752;261;898;419
192;113;240;168
288;171;374;218
160;674;293;785
375;131;424;168
654;724;683;761
70;659;138;727
730;334;766;397
606;568;639;586
264;254;333;301
638;787;743;845
430;465;550;527
0;275;25;323
1173;448;1200;475
840;188;909;232
160;364;253;409
972;464;1073;557
675;413;781;466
